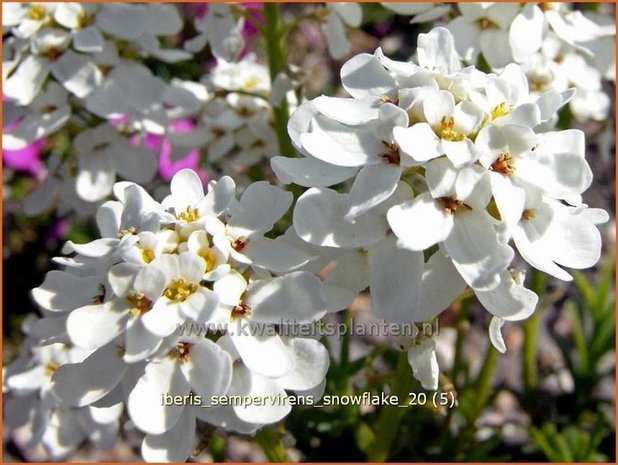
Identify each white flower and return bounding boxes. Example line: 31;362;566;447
128;337;232;435
140;253;220;337
394;89;484;167
381;3;451;24
184;3;244;61
512;194;608;281
53;3;105;53
85;63;169;134
320;3;362;60
476;125;593;229
210;334;329;425
407;337;439;391
74;124;157;202
387;158;514;291
3;3;58;40
209;54;271;95
210;270;326;378
3;82;71;150
446;3;522;69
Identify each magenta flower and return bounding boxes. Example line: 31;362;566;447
130;119;208;184
3;138;46;178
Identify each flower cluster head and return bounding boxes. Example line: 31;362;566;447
273;27;608;389
5;170;329;461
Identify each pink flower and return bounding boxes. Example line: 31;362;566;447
130;119;208;184
3;138;46;177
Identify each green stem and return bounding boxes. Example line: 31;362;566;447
255;428;289;462
522;309;541;391
472;345;499;418
367;352;414;461
450;302;470;384
263;4;295;158
340;310;352;373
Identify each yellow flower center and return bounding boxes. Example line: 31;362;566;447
439;116;465;142
521;209;536;221
27;4;47;20
141;248;155;264
118;226;137;238
77;11;94;29
127;290;152;316
164;278;199;302
529;73;552;92
439;196;471;215
199;248;218;272
242;76;260;91
178;206;200;223
491;102;512;120
490;152;515;176
477;17;499;30
45;361;58;376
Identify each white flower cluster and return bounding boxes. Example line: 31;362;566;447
3;3;277;217
272;27;608;389
383;2;616;122
5;170;330;461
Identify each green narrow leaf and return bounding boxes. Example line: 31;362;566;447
355;422;376;454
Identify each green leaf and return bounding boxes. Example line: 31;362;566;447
354;422;376;454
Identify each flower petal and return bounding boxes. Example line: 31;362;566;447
52;342;128;407
227;182;292;237
443;211;514;290
229;332;293;378
182;339;232;401
276;337;329;391
141;408;195;463
300;115;384;167
344;164;403;221
476;270;538;321
369;237;423;323
271;156;357;188
128;357;190;434
340;53;397;99
488;317;506;353
294;188;386;248
247;272;326;325
407;339;439;390
230;364;292;424
67;300;129;350
387;192;453;251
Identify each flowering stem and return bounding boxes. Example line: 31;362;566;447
523;271;546;391
471;344;499;418
367;352;414;461
255;427;289;462
263;3;296;158
522;309;541;391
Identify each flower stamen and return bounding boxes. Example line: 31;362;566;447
163;279;199;302
127;290;152;316
232;236;249;252
439;116;465;141
490;102;512;120
490;152;515;176
521;209;536;221
439;196;471;215
231;303;252;319
178;206;199;222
